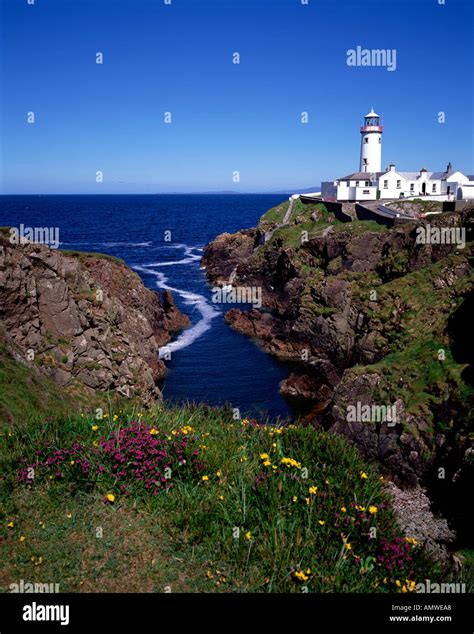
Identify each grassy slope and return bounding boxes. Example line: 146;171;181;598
0;333;74;425
1;396;452;594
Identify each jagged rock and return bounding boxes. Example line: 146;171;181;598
0;237;189;408
203;206;474;494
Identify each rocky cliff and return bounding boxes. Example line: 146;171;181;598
0;235;189;414
203;200;473;532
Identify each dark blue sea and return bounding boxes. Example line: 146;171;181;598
0;194;294;420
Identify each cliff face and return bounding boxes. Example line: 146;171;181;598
203;200;473;498
0;236;189;412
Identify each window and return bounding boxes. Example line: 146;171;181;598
378;138;381;143
432;184;437;192
383;180;388;189
363;189;370;194
363;158;368;165
396;180;401;189
365;181;369;186
364;137;368;143
410;184;415;192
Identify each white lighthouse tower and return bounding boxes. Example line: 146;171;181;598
359;108;383;173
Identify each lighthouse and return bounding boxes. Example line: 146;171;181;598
359;108;383;173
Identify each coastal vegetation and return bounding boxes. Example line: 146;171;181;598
1;400;452;593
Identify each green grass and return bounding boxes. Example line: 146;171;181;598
369;340;470;419
259;201;290;226
59;249;124;264
0;335;73;425
347;252;473;421
1;403;447;594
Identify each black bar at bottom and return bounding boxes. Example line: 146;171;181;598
0;592;471;634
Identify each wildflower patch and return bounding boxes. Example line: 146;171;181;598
17;422;204;497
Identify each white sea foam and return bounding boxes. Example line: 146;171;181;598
144;245;202;267
133;245;219;356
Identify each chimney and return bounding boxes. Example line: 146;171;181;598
389;164;395;172
447;162;452;172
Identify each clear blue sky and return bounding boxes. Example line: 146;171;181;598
1;0;472;194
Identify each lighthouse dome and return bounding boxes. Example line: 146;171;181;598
365;108;380;118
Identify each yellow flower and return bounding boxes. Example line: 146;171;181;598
275;428;283;435
271;465;277;470
368;505;378;514
325;479;330;485
70;460;75;465
260;453;269;460
395;580;401;587
19;535;26;543
305;497;310;505
106;493;115;503
7;521;14;528
113;415;118;421
340;506;347;513
318;520;325;526
201;475;209;482
360;472;368;479
293;570;309;582
38;522;45;529
218;495;224;501
245;531;251;541
263;460;271;467
149;428;158;435
309;486;317;495
345;542;352;550
280;457;302;469
91;425;98;431
216;470;222;478
405;536;418;545
66;513;72;518
305;568;311;575
292;496;298;502
93;441;98;447
355;505;366;512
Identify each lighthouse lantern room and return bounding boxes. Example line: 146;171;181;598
359;108;383;173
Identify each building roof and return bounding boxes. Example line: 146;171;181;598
365;109;379;118
338;169;470;184
337;172;381;181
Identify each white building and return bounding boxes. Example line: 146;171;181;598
321;110;473;202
